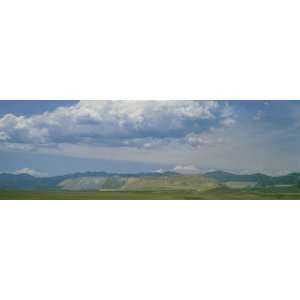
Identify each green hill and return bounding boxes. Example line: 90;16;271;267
121;175;218;192
57;174;219;192
1;170;300;192
205;171;300;187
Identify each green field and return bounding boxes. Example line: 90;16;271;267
223;181;257;189
1;187;300;199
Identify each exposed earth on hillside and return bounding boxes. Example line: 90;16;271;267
1;170;300;199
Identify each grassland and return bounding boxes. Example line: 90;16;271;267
223;181;257;189
1;186;300;199
121;175;218;192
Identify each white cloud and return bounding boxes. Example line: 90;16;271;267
173;165;200;174
2;101;299;176
14;168;47;177
0;114;49;144
219;102;236;127
220;117;236;127
153;165;201;174
221;102;234;118
121;137;169;149
0;101;235;149
184;133;208;147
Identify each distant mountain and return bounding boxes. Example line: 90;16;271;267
1;170;300;191
0;173;65;190
205;171;270;183
0;171;178;190
205;170;300;186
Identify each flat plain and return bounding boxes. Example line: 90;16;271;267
1;187;300;200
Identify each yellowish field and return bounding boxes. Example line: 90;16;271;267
121;175;219;192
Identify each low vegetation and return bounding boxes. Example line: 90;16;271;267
1;170;300;199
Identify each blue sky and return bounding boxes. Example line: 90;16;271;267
0;101;76;117
0;100;299;176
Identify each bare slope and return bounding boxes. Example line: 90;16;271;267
58;177;107;190
57;174;219;192
121;175;219;192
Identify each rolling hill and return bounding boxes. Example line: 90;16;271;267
57;174;218;192
0;172;218;192
205;170;300;187
1;170;300;192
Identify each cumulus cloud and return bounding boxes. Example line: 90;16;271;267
153;165;201;174
173;165;200;174
0;114;49;144
14;168;47;177
184;133;208;147
0;101;236;149
219;102;236;127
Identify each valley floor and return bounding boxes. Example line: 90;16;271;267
1;187;300;200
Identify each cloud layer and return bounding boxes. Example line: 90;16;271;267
0;101;235;149
1;100;300;176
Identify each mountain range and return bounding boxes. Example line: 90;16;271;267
205;170;300;186
0;170;300;191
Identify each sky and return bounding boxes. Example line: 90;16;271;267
0;100;299;176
